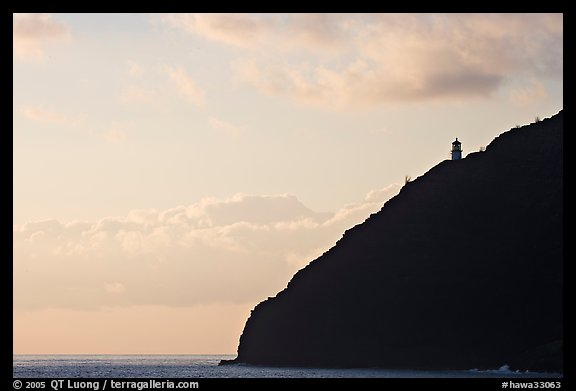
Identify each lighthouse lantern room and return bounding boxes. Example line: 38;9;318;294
451;138;462;160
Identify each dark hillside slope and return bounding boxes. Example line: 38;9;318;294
224;111;563;372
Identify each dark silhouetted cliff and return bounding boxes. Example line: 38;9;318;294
222;111;563;372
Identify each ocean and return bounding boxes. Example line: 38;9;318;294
13;355;563;378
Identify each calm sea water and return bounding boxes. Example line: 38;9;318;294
13;355;563;378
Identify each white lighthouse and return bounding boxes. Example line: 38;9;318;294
451;138;462;160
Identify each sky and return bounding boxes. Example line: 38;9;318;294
13;13;563;354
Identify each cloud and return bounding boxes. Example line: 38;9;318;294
160;13;351;52
238;59;504;108
20;105;80;126
161;13;272;48
101;127;127;144
126;60;144;78
164;65;206;106
81;121;132;144
13;13;70;61
14;186;401;311
117;62;161;104
162;13;562;108
208;117;244;136
509;79;549;106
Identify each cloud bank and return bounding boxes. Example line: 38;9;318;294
14;185;401;311
161;13;562;108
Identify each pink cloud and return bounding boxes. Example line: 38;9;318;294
13;13;70;60
13;186;400;311
20;105;80;126
164;65;206;106
162;13;562;108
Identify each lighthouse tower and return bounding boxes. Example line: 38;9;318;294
451;138;462;160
